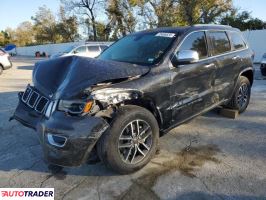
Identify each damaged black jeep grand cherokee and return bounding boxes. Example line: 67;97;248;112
11;25;254;174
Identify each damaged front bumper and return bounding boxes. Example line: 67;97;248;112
11;94;109;167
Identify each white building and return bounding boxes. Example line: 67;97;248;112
242;29;266;63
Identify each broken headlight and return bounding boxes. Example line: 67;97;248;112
91;88;140;104
58;99;95;115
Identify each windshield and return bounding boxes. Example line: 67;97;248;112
98;32;177;65
64;46;75;53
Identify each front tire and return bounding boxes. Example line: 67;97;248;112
226;76;251;113
97;105;159;174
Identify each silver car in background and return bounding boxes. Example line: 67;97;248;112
260;53;266;76
0;49;12;75
50;44;109;59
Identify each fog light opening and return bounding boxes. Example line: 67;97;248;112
47;133;67;147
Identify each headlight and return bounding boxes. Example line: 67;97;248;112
91;88;140;104
58;99;94;115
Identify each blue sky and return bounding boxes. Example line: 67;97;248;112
0;0;266;30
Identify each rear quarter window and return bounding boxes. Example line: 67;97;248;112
230;32;246;50
208;31;231;55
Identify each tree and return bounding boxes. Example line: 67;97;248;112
61;0;104;41
106;0;137;39
221;10;266;31
95;22;109;41
0;32;4;47
12;21;35;46
0;30;12;47
179;0;233;25
57;6;80;42
135;0;181;28
32;5;60;44
133;0;232;28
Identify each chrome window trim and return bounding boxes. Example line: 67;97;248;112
170;29;248;67
27;91;40;108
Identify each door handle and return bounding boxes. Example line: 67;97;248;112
204;63;215;68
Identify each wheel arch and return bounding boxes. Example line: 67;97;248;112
123;98;163;132
239;68;254;86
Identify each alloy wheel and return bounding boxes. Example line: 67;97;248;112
237;83;249;109
118;119;152;164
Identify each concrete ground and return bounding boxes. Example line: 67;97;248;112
0;57;266;200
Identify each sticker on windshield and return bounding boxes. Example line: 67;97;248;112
155;32;176;38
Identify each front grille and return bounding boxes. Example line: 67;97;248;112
28;91;39;108
22;86;49;114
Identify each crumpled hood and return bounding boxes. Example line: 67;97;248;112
33;56;150;99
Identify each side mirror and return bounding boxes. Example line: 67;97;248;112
73;50;78;54
172;50;199;66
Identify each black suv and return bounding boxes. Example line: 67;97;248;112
11;25;254;174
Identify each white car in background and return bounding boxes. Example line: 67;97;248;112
0;49;12;75
50;44;109;59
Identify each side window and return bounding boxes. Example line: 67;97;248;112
87;46;100;52
230;32;246;50
75;46;87;53
179;31;208;59
208;31;231;55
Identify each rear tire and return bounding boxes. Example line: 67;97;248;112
226;76;251;113
97;105;159;174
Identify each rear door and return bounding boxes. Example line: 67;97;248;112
170;31;217;125
228;31;249;85
207;31;238;100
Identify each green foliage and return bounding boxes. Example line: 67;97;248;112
31;5;60;44
220;11;266;31
106;0;137;39
0;5;80;46
0;30;11;47
60;0;103;41
56;6;80;42
13;21;35;46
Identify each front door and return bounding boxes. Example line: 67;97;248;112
170;31;217;125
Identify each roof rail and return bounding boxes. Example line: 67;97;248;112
193;24;232;28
